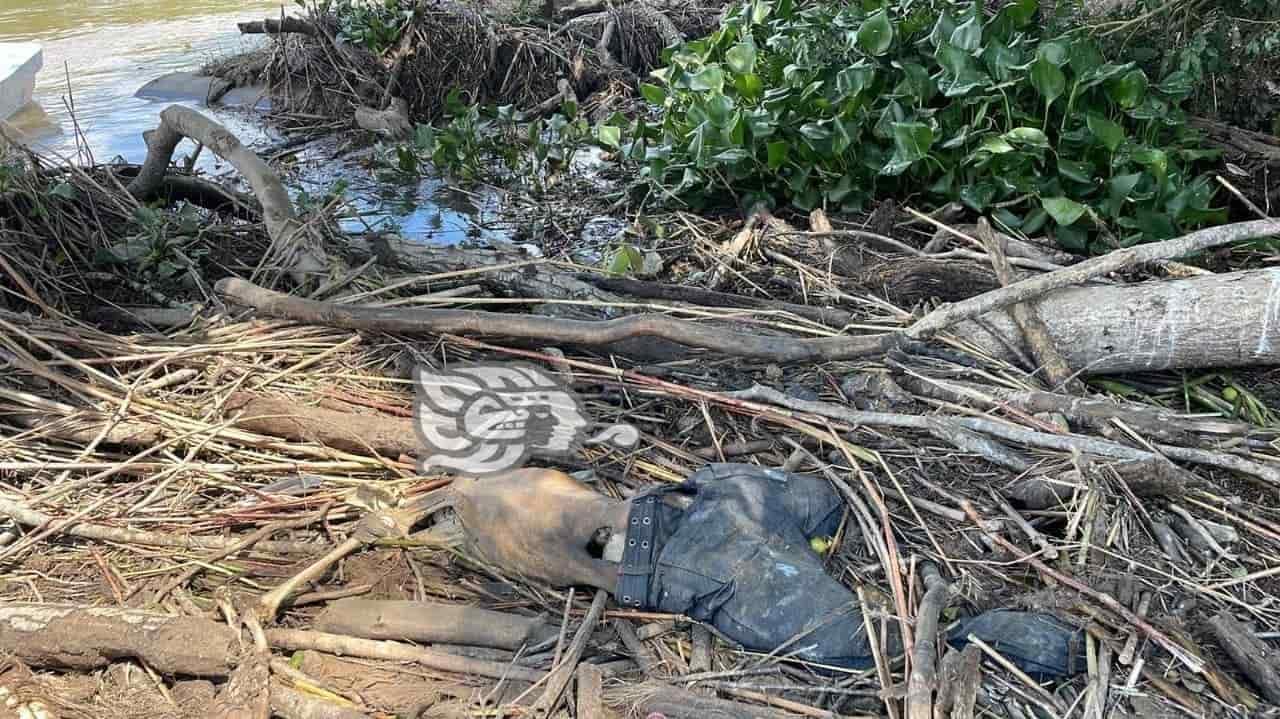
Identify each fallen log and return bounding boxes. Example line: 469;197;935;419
313;599;555;650
0;496;319;555
220;220;1280;370
955;267;1280;374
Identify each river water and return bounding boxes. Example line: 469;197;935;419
0;0;505;243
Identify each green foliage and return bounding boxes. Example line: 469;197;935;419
94;204;207;280
1098;0;1280;133
383;90;597;194
331;0;411;54
627;0;1224;250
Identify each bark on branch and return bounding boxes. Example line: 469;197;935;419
1208;611;1280;703
129;105;324;281
219;220;1280;370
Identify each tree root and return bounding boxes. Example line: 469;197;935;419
905;562;950;719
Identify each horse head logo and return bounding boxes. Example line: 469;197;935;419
412;362;639;476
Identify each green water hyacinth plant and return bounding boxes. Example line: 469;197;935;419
627;0;1226;250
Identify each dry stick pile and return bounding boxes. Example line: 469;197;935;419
3;121;1280;717
225;0;716;130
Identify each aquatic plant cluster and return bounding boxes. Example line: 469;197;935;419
392;0;1231;252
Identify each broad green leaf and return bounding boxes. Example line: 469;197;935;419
689;65;726;92
596;125;622;150
1004;0;1038;27
891;122;935;162
735;73;763;99
1156;70;1194;98
1058;159;1095;184
984;40;1021;82
836;63;876;97
1042;196;1088;226
882;156;914;176
1004;127;1050;148
928;171;955;195
1132;147;1168;187
959;183;997;211
1022;208;1048;235
1135;209;1177;240
1068;39;1104;76
706;94;734;126
1056;224;1088;251
608;245;642;275
640;83;667;105
799;123;832;141
750;0;772;25
767;141;790;169
928;12;957;49
857;10;894;57
1105;171;1146;214
1086;112;1125;151
1079;62;1132;90
893;61;934;102
936;43;988;96
980;136;1015;154
1037;40;1069;67
726;42;758;75
950;16;982;53
1030;57;1066;106
1108;69;1148;109
711;148;751;163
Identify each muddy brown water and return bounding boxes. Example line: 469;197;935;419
0;0;507;243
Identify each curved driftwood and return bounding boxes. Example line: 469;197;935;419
129;105;324;281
